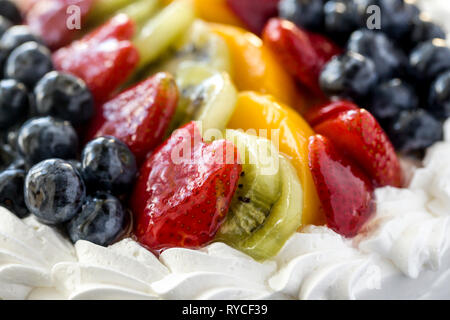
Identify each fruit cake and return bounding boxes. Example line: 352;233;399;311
0;0;449;300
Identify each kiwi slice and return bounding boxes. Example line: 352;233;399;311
157;19;232;76
167;64;237;136
216;130;303;261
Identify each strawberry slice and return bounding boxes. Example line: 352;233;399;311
309;135;375;237
262;18;342;95
131;121;242;252
226;0;279;35
314;109;403;188
88;72;178;163
52;14;139;103
26;0;94;50
305;100;359;127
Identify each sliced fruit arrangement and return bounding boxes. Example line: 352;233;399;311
226;0;279;35
155;19;232;76
23;0;161;50
52;13;140;103
216;130;303;260
227;91;325;227
131;121;242;252
209;23;307;113
306;100;403;236
312;107;403;188
166;64;237;136
87;72;179;163
0;0;447;256
147;20;237;136
262;18;342;95
53;0;195;103
308;135;374;237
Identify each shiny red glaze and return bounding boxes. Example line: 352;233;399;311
309;135;375;237
226;0;279;35
314;109;403;188
262;18;342;95
52;14;139;103
131;121;242;252
89;72;179;163
305;100;359;127
26;0;94;50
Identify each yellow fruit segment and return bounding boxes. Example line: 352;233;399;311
163;0;245;27
209;23;306;114
227;91;325;226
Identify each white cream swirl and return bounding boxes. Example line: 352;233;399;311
357;121;450;279
152;242;281;300
41;239;169;300
0;207;75;299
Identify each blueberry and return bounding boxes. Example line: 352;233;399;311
407;14;446;49
278;0;324;31
0;143;15;170
25;159;86;225
0;168;27;218
5;41;53;88
364;0;419;41
0;25;42;53
428;70;450;120
0;0;21;25
0;79;30;129
34;71;94;126
347;29;407;80
409;39;450;82
81;136;137;195
0;15;11;37
17;117;78;166
319;51;378;103
369;78;418;124
387;109;443;154
66;192;127;246
323;0;360;44
67;159;82;175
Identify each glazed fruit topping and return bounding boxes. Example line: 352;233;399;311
226;0;279;35
262;18;341;94
309;134;374;237
88;72;178;163
25;0;94;50
52;14;139;103
313;107;403;188
131;121;242;252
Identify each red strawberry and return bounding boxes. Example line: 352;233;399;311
52;14;139;103
309;135;375;237
131;121;242;252
262;18;342;95
314;109;403;188
88;72;178;163
226;0;279;35
305;100;359;127
26;0;94;50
